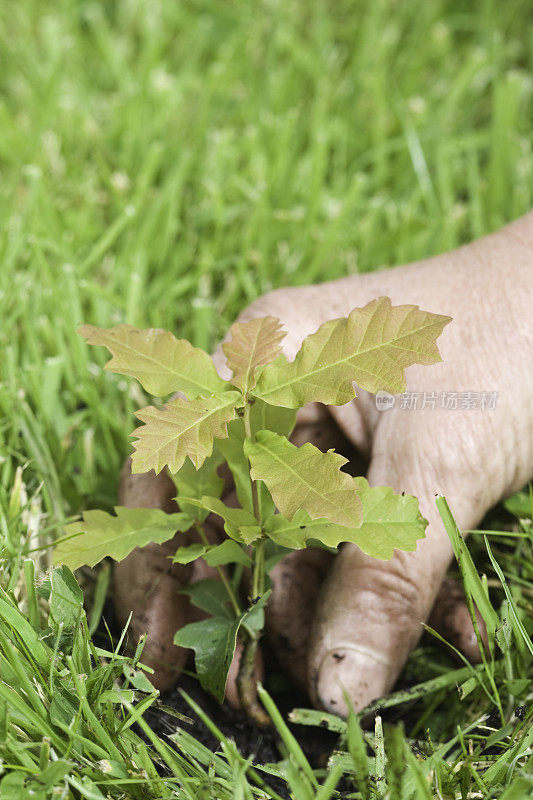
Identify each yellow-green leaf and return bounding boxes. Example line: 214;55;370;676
253;297;452;408
244;430;362;528
54;507;193;570
131;391;242;475
78;324;226;398
172;543;208;564
217;399;296;518
264;479;427;559
171;448;225;523
179;495;262;544
263;511;324;548
222;316;286;394
344;477;427;558
203;539;252;567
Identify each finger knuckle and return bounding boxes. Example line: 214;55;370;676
361;559;423;627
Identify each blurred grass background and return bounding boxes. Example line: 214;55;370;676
1;0;532;518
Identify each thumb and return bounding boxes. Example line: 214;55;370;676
307;427;478;716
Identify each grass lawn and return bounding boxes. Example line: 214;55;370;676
0;0;532;797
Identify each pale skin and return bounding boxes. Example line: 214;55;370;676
115;212;533;717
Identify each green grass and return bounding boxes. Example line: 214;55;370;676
0;515;531;798
0;0;532;796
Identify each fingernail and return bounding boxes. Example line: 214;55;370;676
315;646;390;716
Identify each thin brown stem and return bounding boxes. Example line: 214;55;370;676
237;633;270;728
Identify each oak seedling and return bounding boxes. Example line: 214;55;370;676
54;297;451;724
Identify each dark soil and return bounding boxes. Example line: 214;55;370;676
148;649;340;767
92;598;341;797
150;648;347;800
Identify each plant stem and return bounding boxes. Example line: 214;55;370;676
239;536;269;725
237;634;270;728
243;402;261;524
252;538;265;600
193;522;241;617
235;399;271;726
242;402;265;602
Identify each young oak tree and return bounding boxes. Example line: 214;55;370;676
54;297;451;725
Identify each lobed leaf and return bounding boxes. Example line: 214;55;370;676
202;539;252;567
179;495;262;544
244;430;362;528
217;399;296;519
350;477;427;558
131;391;242;475
264;478;427;558
222;316;286;394
172;543;209;564
253;297;452;407
171;448;225;523
78;324;226;398
264;511;335;549
54;507;193;570
172;539;252;567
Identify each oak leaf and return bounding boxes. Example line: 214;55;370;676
244;430;362;528
172;448;225;523
217;400;296;519
253;297;451;407
264;479;427;558
179;496;262;545
78;324;226;398
54;507;193;570
131;391;241;475
222;316;286;394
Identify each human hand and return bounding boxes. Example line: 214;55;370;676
114;213;533;715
